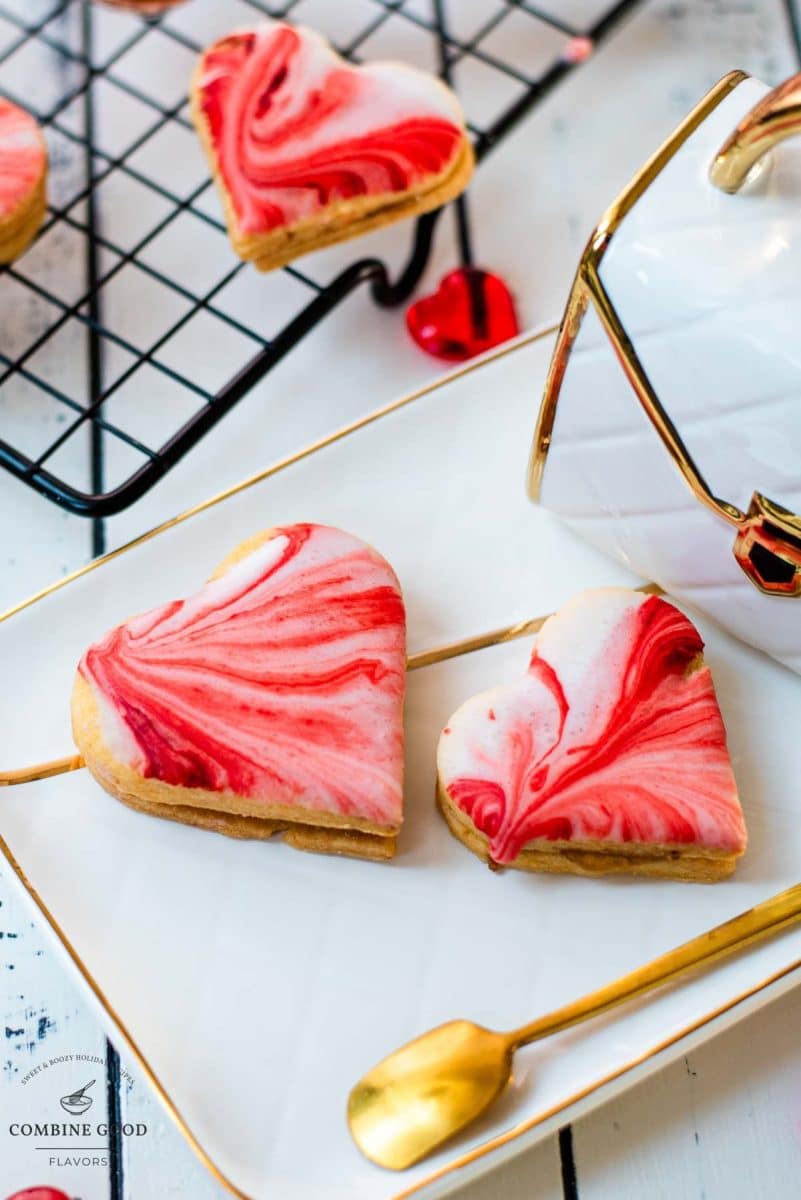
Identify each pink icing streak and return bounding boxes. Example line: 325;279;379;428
0;99;45;219
79;524;406;826
438;590;746;865
195;23;466;234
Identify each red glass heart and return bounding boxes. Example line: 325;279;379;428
405;267;520;361
6;1190;71;1200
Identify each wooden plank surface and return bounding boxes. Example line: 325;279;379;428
572;983;801;1200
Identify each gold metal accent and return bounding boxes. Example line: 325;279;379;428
732;492;801;596
528;68;748;505
710;73;801;192
528;70;801;597
0;328;792;1195
528;277;588;502
0;753;83;786
349;879;801;1170
408;616;548;671
583;253;743;529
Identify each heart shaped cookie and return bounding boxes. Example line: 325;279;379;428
437;589;746;881
190;20;473;271
72;524;406;861
0;98;47;263
406;267;520;361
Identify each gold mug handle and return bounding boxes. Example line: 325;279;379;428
710;72;801;192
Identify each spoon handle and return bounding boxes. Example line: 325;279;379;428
0;753;84;787
510;881;801;1050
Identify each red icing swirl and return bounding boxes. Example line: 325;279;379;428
195;23;466;234
79;524;406;826
439;592;746;865
0;98;45;219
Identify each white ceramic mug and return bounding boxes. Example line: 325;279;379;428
530;69;801;673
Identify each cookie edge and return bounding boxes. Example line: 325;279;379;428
437;779;741;882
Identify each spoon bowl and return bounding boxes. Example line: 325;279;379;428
347;1020;513;1170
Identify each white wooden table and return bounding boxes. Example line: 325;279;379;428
3;0;801;1196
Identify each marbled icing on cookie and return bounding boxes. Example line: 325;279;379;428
438;589;746;865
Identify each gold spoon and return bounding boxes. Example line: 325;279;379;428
348;880;801;1170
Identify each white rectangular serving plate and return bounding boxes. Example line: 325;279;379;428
3;327;801;1200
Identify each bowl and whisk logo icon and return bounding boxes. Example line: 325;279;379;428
58;1078;95;1116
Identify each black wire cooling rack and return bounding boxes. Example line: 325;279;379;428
0;0;642;518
